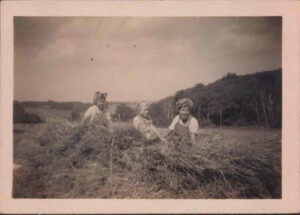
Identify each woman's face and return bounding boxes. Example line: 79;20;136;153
139;105;149;118
179;106;190;122
97;100;106;111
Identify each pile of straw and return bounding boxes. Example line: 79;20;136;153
13;120;281;198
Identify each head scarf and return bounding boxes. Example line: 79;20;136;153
176;98;194;111
93;91;109;110
93;91;101;104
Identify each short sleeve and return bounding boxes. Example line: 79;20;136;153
132;116;140;130
189;117;199;134
82;106;95;122
168;115;179;130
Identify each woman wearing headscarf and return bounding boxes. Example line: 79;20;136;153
133;101;166;141
167;98;199;144
82;91;112;129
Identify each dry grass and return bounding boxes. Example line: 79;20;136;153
13;118;281;199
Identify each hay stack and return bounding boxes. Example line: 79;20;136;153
13;121;281;198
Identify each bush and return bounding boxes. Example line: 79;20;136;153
14;101;26;121
149;102;171;127
13;101;44;124
154;69;282;128
114;104;136;121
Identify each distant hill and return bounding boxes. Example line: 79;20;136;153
20;100;138;116
149;69;282;128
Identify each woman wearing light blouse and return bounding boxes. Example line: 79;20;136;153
82;92;112;128
167;98;199;144
133;102;165;141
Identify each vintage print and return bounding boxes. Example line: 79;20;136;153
13;17;282;199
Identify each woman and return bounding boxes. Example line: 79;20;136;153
133;102;165;141
167;98;199;144
82;91;112;129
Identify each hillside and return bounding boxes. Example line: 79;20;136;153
150;69;282;128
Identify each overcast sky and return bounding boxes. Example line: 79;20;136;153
14;17;281;102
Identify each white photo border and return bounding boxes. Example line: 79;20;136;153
1;0;299;213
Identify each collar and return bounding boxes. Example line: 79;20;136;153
179;115;191;126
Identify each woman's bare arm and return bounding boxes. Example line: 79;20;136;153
190;133;196;144
150;125;167;142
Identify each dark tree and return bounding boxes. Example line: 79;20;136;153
149;102;171;127
114;104;136;122
13;101;44;124
149;69;282;128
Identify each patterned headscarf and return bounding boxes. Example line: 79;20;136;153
93;91;101;104
176;98;194;111
93;91;109;110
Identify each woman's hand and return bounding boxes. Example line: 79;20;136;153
160;137;168;143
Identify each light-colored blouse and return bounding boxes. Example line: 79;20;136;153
168;115;199;134
133;115;158;140
82;105;111;124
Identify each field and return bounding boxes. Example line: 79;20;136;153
13;107;281;199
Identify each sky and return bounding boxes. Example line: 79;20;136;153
14;17;282;102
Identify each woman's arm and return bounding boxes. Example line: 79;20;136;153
189;117;199;144
150;124;162;138
150;125;167;142
132;117;140;130
81;106;94;123
163;129;172;138
162;116;178;138
190;133;196;144
105;112;113;133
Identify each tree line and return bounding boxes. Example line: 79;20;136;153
149;69;282;128
16;69;281;128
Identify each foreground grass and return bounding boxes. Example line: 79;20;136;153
13;120;281;199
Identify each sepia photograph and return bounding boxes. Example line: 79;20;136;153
0;0;299;213
13;16;282;199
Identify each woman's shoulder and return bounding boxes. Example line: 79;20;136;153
87;104;98;111
190;116;199;124
132;115;141;128
84;105;97;114
133;115;141;124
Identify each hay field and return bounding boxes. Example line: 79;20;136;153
13;107;281;199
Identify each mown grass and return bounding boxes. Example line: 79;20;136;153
13;116;281;199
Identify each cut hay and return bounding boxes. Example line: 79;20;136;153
13;121;281;198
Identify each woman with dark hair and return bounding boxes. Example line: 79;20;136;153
167;98;199;144
81;91;112;128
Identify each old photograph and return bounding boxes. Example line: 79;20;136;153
12;16;283;199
